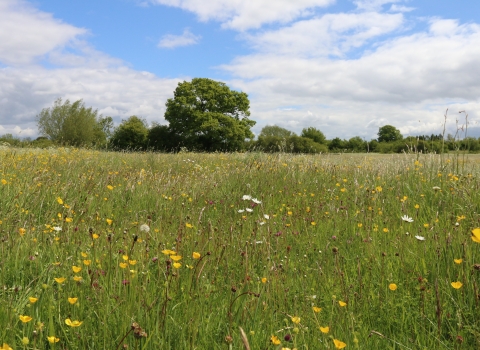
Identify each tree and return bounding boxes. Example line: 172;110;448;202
377;125;403;143
347;136;366;152
301;127;326;144
36;98;107;147
259;125;294;138
110;116;149;150
164;78;255;151
147;123;181;151
328;137;347;151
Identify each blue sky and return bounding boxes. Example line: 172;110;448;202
1;0;480;139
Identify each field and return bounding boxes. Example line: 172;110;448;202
0;148;479;349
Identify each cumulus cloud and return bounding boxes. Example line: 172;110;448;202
158;28;201;48
0;0;86;66
147;0;334;30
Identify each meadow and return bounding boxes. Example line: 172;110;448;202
0;148;479;349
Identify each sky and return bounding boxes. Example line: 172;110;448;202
1;0;480;140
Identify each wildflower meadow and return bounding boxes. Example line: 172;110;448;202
0;148;479;349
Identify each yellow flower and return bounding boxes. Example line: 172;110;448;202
1;343;13;350
72;266;82;273
81;252;88;258
83;260;91;266
333;339;347;349
19;315;33;323
454;259;463;264
414;204;420;209
65;217;73;223
106;218;113;225
54;277;66;284
312;306;322;313
472;228;480;243
192;252;201;259
311;221;316;226
68;297;78;305
21;337;29;345
389;283;397;291
57;197;63;205
29;297;38;304
261;277;267;284
122;255;129;261
291;316;300;324
271;335;281;345
186;223;193;228
451;281;463;289
92;233;99;239
119;262;128;269
383;228;389;233
170;255;182;262
162;249;176;255
18;228;26;236
65;318;83;327
319;326;329;334
107;185;114;190
338;301;347;307
128;260;137;265
173;262;182;269
47;336;60;344
73;276;82;282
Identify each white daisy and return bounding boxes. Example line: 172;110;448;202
264;214;270;220
238;209;245;213
415;235;425;241
245;208;253;212
139;224;150;233
53;226;62;232
252;198;262;204
401;215;414;223
242;195;252;200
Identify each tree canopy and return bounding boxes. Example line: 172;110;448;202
258;125;294;138
377;125;403;143
110;116;149;150
301;127;326;144
36;98;108;147
164;78;255;151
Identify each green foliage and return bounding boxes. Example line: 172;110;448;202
346;136;367;152
377;125;403;143
36;98;107;147
301;127;326;144
110;116;149;150
147;123;181;151
259;125;295;138
256;135;327;153
164;78;255;151
328;137;347;151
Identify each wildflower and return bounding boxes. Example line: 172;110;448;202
383;228;389;233
261;277;267;284
333;339;347;349
170;255;182;261
162;249;176;255
1;343;13;350
73;276;82;282
139;224;150;232
192;252;201;259
53;226;62;231
451;281;463;289
454;259;463;264
19;315;33;323
312;306;322;313
19;228;26;236
68;297;78;304
83;260;91;266
415;235;425;241
471;228;480;243
246;208;253;212
122;255;129;261
311;221;316;226
65;319;83;327
433;186;441;191
119;262;128;269
401;215;413;223
106;218;113;225
54;277;66;284
81;252;88;258
21;337;29;345
47;336;60;344
72;266;82;273
57;197;63;205
185;223;193;228
29;297;38;304
338;301;347;307
389;283;397;291
173;262;181;269
414;204;420;209
107;185;114;190
264;214;270;219
252;198;262;204
423;223;429;228
319;326;329;334
129;260;137;265
242;195;252;201
270;335;281;345
65;218;73;223
238;209;245;213
291;316;300;324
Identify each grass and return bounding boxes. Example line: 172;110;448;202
0;148;479;349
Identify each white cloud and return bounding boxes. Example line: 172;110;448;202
222;19;480;138
148;0;334;30
353;0;401;11
0;0;86;65
158;28;201;48
245;11;404;57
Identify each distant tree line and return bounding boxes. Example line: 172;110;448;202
1;78;477;154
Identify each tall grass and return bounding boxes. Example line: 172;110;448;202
0;149;479;349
